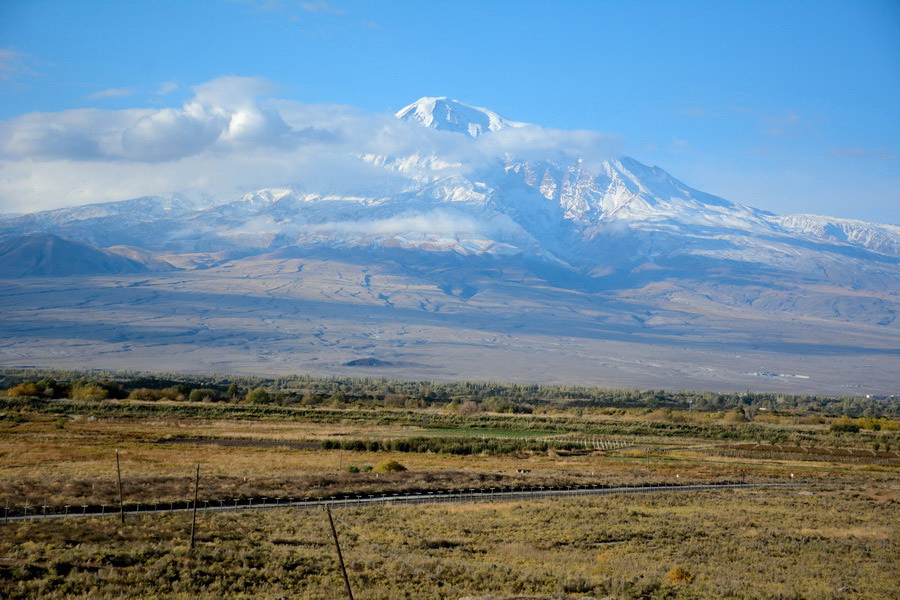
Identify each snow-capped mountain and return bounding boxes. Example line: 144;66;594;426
1;97;898;393
0;96;897;286
396;96;525;137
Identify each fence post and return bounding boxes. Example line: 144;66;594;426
116;449;125;525
190;464;200;549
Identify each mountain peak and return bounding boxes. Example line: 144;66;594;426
395;96;524;137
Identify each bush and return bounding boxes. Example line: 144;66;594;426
245;388;270;404
373;460;407;473
128;388;163;401
458;400;480;415
159;387;186;401
666;566;694;584
189;388;220;402
830;420;860;433
723;409;749;423
70;384;108;401
6;382;41;397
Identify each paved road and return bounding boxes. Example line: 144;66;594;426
2;481;805;523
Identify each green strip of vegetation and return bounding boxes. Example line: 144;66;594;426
321;436;586;455
1;367;896;417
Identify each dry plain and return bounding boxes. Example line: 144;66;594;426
1;391;898;599
2;256;899;396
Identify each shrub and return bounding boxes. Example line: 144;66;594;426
6;382;41;397
245;388;271;404
723;409;749;423
830;420;860;433
860;418;882;431
373;459;407;473
128;388;163;401
458;400;480;415
666;566;694;584
70;384;108;401
189;388;220;402
159;387;187;401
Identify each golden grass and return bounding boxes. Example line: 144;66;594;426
2;413;897;508
1;406;898;598
3;485;893;599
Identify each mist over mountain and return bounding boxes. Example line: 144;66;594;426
0;98;897;394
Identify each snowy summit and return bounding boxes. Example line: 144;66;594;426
395;96;525;137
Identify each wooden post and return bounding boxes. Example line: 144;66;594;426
190;464;200;549
326;506;354;600
116;449;125;524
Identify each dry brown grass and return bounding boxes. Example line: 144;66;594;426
1;404;899;598
2;412;897;508
3;485;897;599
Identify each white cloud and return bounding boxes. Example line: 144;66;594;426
121;107;227;161
299;1;348;14
310;210;484;236
86;87;135;100
480;125;620;169
0;48;37;81
0;76;621;214
1;108;151;160
234;0;349;15
762;111;818;138
155;80;179;95
828;146;895;160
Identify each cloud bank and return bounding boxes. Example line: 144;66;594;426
0;75;621;213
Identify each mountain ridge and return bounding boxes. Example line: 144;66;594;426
2;96;895;264
0;233;150;277
0;97;897;393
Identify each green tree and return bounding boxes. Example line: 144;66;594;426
70;383;108;401
189;388;219;402
245;387;270;404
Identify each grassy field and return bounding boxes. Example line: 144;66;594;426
1;393;898;598
1;486;897;599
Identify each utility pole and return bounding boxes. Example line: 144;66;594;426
190;464;200;549
326;506;354;600
116;449;125;524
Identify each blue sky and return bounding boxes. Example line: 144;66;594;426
0;0;897;223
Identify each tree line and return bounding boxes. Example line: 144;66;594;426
0;368;896;417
